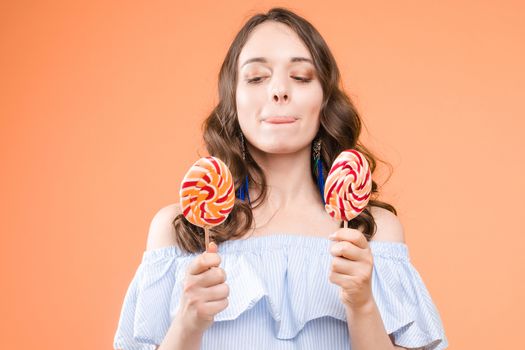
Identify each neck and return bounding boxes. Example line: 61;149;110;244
247;144;322;210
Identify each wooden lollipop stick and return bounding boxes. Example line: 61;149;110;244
205;226;210;252
343;220;348;229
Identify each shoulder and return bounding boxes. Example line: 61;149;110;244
145;203;182;251
369;206;405;243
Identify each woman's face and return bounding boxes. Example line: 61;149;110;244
236;21;323;155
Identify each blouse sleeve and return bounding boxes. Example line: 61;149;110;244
113;246;187;350
369;241;449;350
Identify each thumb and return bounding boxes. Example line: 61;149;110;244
207;241;218;253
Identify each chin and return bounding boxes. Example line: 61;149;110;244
247;133;314;155
258;142;303;154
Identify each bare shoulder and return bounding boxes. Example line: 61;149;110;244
369;206;405;243
145;203;182;251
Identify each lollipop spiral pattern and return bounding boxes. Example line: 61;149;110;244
324;149;372;221
180;156;235;227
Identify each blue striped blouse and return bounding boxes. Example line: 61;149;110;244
113;234;448;350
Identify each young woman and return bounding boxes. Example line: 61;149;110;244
114;7;447;350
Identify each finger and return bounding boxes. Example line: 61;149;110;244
187;252;221;275
204;283;230;302
331;256;358;275
197;267;227;288
204;298;229;316
330;240;361;261
329;228;368;249
329;270;353;288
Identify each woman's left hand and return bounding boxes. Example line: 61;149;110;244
328;228;374;311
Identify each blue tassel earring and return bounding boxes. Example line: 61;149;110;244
236;132;251;204
313;137;326;205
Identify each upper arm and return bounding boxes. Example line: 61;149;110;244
145;203;182;251
372;209;416;350
369;206;406;243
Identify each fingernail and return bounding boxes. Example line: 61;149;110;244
209;242;217;250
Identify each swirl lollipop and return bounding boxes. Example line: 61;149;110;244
180;156;235;251
324;149;372;228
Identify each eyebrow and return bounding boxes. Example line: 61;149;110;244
241;57;313;68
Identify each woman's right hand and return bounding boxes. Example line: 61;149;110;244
175;241;229;333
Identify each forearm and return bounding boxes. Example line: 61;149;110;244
157;317;204;350
345;299;402;350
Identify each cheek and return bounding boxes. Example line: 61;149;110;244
236;86;266;128
295;85;323;127
236;85;263;110
236;87;260;134
304;85;324;112
235;88;249;115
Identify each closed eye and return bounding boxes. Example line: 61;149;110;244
247;77;264;84
246;76;312;84
292;76;312;83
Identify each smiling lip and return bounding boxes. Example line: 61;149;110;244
263;116;297;124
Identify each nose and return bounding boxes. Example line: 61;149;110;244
270;79;289;104
272;89;288;103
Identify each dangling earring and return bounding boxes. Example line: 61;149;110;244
313;137;326;205
237;132;251;204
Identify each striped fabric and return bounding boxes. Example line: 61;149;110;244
113;234;448;350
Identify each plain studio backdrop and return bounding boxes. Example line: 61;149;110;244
1;0;523;349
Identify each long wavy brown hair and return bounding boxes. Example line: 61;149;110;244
173;7;397;253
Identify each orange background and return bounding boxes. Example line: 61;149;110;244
1;1;524;349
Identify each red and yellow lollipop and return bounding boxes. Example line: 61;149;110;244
324;149;372;227
180;156;235;250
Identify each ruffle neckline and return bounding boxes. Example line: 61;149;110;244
131;234;446;349
141;233;409;260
